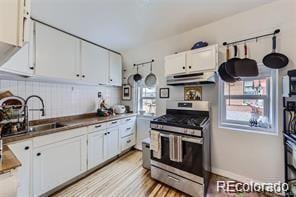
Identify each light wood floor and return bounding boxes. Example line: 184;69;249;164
52;150;278;197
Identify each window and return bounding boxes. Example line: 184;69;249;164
138;86;156;115
219;65;278;133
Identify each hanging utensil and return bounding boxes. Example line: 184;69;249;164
225;45;241;78
263;35;289;69
145;61;157;87
218;46;238;83
133;64;142;82
234;43;258;77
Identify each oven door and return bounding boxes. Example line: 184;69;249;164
151;130;203;178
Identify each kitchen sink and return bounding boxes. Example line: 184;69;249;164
28;122;66;133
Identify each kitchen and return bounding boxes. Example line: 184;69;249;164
0;0;295;196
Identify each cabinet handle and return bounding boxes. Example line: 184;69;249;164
126;140;131;143
145;145;150;148
36;153;41;156
29;66;34;70
76;74;80;77
189;66;192;69
108;132;110;134
82;75;85;78
126;127;131;130
126;119;131;121
112;121;117;124
110;79;113;82
95;125;102;128
182;66;185;69
24;146;30;150
104;133;107;135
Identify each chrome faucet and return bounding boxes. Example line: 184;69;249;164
24;95;45;132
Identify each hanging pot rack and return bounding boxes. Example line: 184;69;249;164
133;59;154;67
223;29;280;46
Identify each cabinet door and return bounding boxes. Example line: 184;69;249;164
186;45;217;73
104;126;119;160
8;139;32;197
87;130;105;169
0;0;28;46
109;52;122;86
34;22;80;81
33;135;87;197
1;43;33;75
80;41;109;84
164;52;187;76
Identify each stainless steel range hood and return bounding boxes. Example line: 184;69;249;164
0;42;21;66
166;71;216;86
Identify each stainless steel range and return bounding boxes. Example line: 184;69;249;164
150;101;211;197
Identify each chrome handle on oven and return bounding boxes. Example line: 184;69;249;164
159;133;203;144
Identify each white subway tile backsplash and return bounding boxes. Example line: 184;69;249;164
0;80;121;121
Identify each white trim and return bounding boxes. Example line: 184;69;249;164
212;167;263;184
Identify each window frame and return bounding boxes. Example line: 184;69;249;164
138;86;157;115
218;65;278;134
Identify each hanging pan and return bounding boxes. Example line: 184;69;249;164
225;45;240;78
234;43;258;77
218;47;238;83
263;35;289;69
133;64;142;82
145;61;157;88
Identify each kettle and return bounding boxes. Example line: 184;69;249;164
113;105;126;114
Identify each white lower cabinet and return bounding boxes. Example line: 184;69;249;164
32;135;87;197
104;126;119;161
8;140;32;197
87;130;105;169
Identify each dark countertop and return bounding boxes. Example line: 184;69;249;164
3;113;137;144
0;145;21;174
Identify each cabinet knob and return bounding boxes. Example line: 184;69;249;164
108;132;110;134
24;146;30;150
189;66;192;69
182;66;185;69
76;74;80;77
104;133;107;135
36;153;41;156
82;75;85;78
29;66;34;70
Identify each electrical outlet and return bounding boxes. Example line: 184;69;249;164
98;92;102;98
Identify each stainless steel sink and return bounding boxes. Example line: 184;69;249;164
28;122;66;132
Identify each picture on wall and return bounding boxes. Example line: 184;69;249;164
159;88;169;98
184;86;202;101
122;85;131;100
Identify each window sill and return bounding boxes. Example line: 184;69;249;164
219;123;278;136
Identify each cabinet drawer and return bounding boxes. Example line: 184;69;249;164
107;120;120;128
120;123;135;138
120;135;135;152
88;123;107;133
120;116;136;124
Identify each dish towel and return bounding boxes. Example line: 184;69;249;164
150;130;161;159
169;135;183;162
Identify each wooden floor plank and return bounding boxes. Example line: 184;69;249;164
52;150;279;197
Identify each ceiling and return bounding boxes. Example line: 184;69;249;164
31;0;275;52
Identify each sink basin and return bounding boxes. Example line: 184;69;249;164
28;122;66;132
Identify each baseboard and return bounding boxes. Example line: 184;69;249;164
211;167;262;184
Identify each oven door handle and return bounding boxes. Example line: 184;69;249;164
160;133;203;144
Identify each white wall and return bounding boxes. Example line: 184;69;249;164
122;0;296;183
0;79;121;121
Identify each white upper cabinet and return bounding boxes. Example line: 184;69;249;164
0;0;30;46
187;45;217;73
165;44;218;76
109;52;122;86
165;52;187;76
1;43;33;75
80;40;109;84
34;22;80;81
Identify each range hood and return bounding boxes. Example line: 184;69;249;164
0;42;21;67
166;71;216;86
